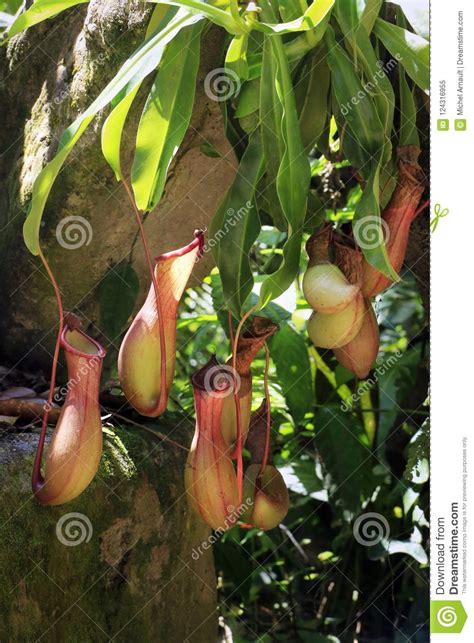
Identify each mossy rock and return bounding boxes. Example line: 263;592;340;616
0;0;236;370
0;424;216;642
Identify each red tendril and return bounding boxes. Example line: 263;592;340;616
32;249;64;495
122;179;168;413
259;342;272;477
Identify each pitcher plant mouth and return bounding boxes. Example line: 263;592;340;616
155;228;205;262
221;316;278;458
118;229;205;417
185;356;239;531
60;324;107;359
32;323;106;505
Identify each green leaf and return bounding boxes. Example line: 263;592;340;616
209;134;264;316
399;69;419;146
99;263;140;340
377;347;421;450
378;156;397;208
209;272;290;335
258;31;311;307
369;527;428;564
373;18;429;92
225;33;249;80
314;408;375;513
334;0;394;162
101;82;142;182
396;6;420;148
234;79;259;118
259;232;304;307
270;323;313;421
278;0;303;22
360;0;382;34
147;0;243;34
22;9;200;255
131;19;203;211
254;0;335;35
353;163;399;281
280;460;326;499
325;26;384;161
298;43;330;152
7;0;88;38
259;33;287;230
325;26;397;280
404;419;429;483
101;4;172;181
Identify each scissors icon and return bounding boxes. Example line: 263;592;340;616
430;203;449;233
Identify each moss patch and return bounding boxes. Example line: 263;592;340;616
0;421;215;641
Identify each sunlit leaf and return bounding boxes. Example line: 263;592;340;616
255;0;335;35
373;18;429;92
101;3;172;181
7;0;88;38
258;31;311;307
23;9;200;255
131;19;204;211
147;0;243;33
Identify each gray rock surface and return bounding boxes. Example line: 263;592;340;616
0;424;217;641
0;0;236;370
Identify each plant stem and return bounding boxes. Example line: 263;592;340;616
32;250;64;495
259;342;271;476
122;180;168;413
232;303;259;503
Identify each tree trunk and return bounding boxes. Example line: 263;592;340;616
0;424;217;641
0;2;236;639
0;0;236;371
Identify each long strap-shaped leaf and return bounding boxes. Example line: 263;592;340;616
373;18;429;92
359;0;381;34
334;0;394;164
353;163;399;281
399;69;419;147
252;0;335;34
259;32;286;231
151;0;335;35
325;27;398;281
23;9;202;255
147;0;243;34
131;19;204;211
298;43;331;153
258;28;311;308
396;7;419;148
210;135;264;316
7;0;89;37
225;32;250;80
101;3;172;182
325;26;384;161
101;81;143;182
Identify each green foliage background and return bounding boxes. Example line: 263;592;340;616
170;254;429;641
3;0;430;639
